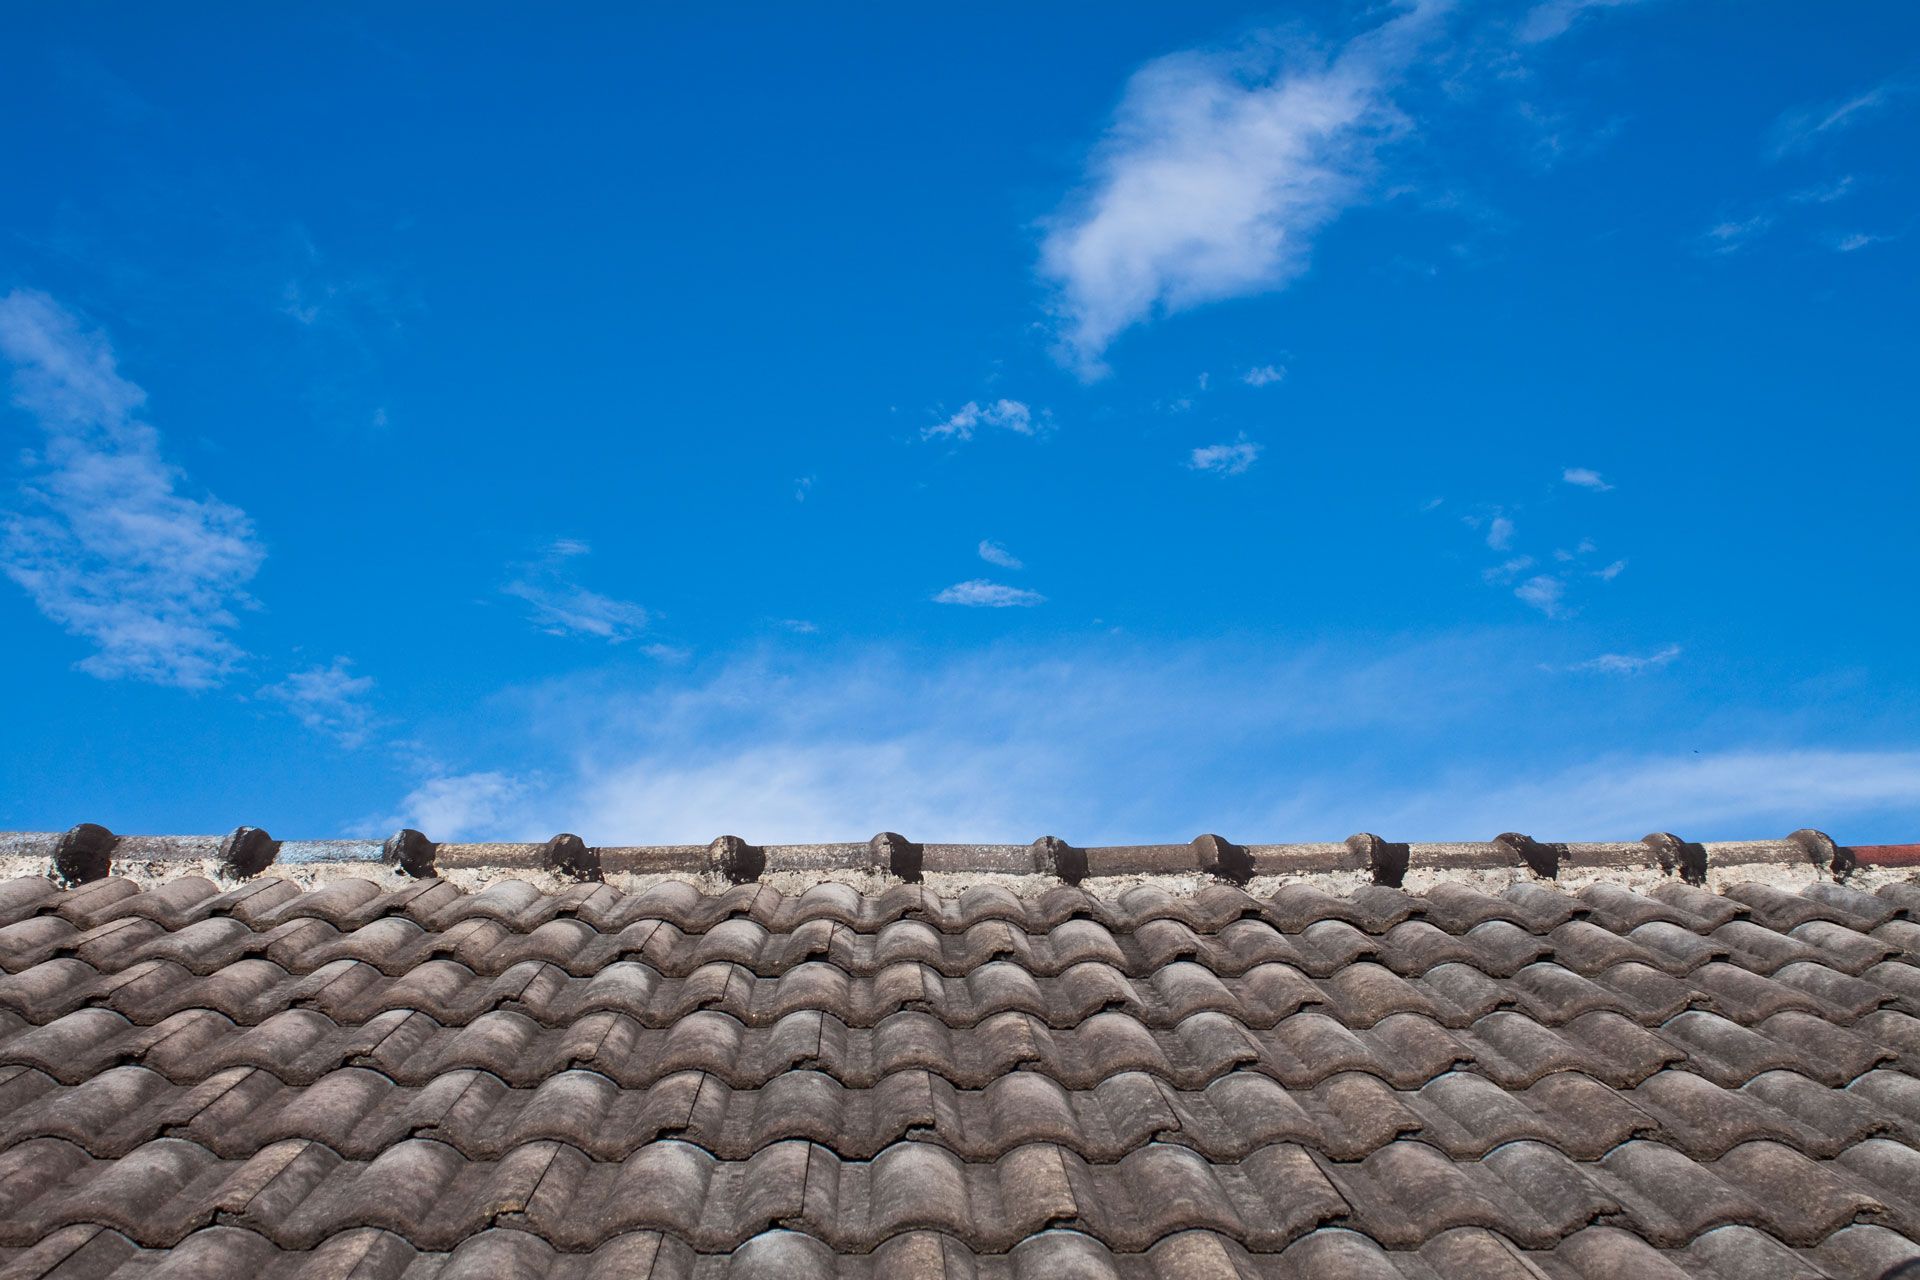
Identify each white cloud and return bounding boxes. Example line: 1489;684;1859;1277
1790;175;1855;204
794;474;815;502
1595;559;1627;581
1555;538;1598;562
1514;574;1567;617
260;657;377;747
779;619;819;635
0;290;265;688
923;399;1037;442
1570;644;1681;675
1769;83;1901;160
503;539;652;643
1562;466;1612;491
389;770;533;840
1517;0;1653;43
934;579;1045;608
378;640;1920;844
1242;364;1287;387
1701;213;1773;255
978;540;1024;570
1833;232;1891;254
1388;748;1920;839
1188;437;1262;476
388;641;1488;843
1482;555;1535;584
1039;5;1441;374
1485;515;1516;551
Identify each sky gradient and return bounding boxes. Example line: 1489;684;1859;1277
1;2;1915;844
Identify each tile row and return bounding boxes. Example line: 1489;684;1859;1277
9;1221;1920;1280
9;873;1911;943
9;908;1916;993
12;999;1899;1092
0;876;1476;938
6;997;1907;1092
4;951;1912;1035
3;1131;1915;1254
5;1061;1918;1166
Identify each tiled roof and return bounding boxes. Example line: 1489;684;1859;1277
2;830;1920;1276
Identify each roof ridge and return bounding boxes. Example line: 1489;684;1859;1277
4;825;1915;889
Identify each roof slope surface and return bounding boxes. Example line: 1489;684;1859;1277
2;871;1920;1277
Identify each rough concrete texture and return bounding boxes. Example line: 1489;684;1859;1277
2;851;1913;900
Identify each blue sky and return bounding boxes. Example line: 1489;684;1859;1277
1;2;1915;845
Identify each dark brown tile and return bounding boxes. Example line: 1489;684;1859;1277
4;870;1918;1271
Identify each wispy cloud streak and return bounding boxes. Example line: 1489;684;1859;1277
934;580;1045;608
382;639;1920;844
923;399;1037;442
1517;0;1655;44
1769;82;1903;160
1569;644;1681;675
1514;575;1567;618
1562;467;1612;491
389;770;533;840
261;657;377;747
503;540;651;643
978;540;1024;570
1188;437;1262;476
0;290;264;688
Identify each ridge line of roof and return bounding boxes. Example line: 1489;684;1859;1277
3;825;1915;889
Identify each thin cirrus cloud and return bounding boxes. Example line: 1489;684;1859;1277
382;769;532;841
379;639;1920;844
502;539;652;643
1514;575;1568;618
1038;4;1443;376
259;657;377;748
1515;0;1655;44
1557;538;1598;561
1700;213;1774;256
1371;747;1920;840
0;289;266;689
922;399;1037;442
1482;555;1535;585
1242;364;1286;387
1768;81;1902;160
1569;644;1681;675
977;540;1024;570
1562;467;1613;491
934;579;1045;608
1833;232;1892;254
1701;195;1889;261
1188;436;1261;476
1462;486;1624;618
